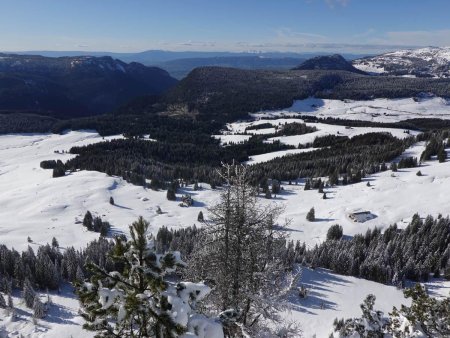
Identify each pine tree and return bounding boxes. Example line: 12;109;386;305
22;278;36;308
333;294;386;336
390;162;398;172
333;285;450;337
51;237;59;248
100;221;110;237
52;166;65;178
329;171;338;186
83;211;93;230
6;292;14;318
318;182;324;193
197;211;204;222
77;217;222;337
326;224;343;241
390;284;450;337
93;217;103;232
7;292;13;309
33;295;46;319
188;164;292;334
438;147;447;163
306;207;315;222
304;180;311;190
166;188;176;201
76;265;85;282
0;292;6;308
271;180;281;194
109;196;115;205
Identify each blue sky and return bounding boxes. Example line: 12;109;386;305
1;0;450;53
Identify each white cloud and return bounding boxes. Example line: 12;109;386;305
275;28;328;43
177;40;216;47
369;29;450;47
325;0;350;8
353;28;376;39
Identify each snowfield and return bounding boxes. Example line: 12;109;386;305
0;131;215;252
284;267;450;338
251;96;450;122
245;148;321;165
0;121;450;336
0;285;94;338
267;122;418;147
271;141;450;246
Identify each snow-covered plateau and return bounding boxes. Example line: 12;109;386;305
1;96;450;337
251;96;450;122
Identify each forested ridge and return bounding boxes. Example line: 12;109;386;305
163;68;450;123
2;66;450;136
63;130;415;187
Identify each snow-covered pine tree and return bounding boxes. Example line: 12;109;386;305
188;163;294;336
389;284;450;337
6;292;14;318
22;278;36;308
76;265;85;282
33;295;46;319
333;294;386;337
332;285;450;337
77;216;223;338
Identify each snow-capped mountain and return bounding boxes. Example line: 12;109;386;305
352;46;450;78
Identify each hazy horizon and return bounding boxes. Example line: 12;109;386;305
1;0;449;55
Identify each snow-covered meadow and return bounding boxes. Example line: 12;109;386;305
1;130;442;253
250;96;450;122
0;131;216;252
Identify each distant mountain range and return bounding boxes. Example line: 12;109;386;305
10;50;370;79
2;47;450;123
352;47;450;78
0;53;177;117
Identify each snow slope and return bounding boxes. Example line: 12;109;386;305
0;131;215;252
284;268;450;338
268;141;450;245
0;285;94;338
251;96;450;122
1;129;450;337
352;46;450;78
1;131;447;251
245;148;321;165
